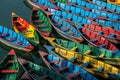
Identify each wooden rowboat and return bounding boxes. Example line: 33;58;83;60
67;0;120;14
33;7;83;42
89;0;120;14
0;25;34;53
56;2;120;22
12;12;39;46
47;7;120;30
30;7;52;38
18;58;67;80
80;27;120;53
44;45;120;79
25;0;120;30
0;49;19;80
24;0;59;9
46;37;120;65
39;51;98;80
44;45;113;78
83;24;120;44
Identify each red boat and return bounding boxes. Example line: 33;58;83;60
83;24;120;44
80;27;120;53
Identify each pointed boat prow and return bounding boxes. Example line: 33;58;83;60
38;51;48;57
8;49;15;56
12;12;16;17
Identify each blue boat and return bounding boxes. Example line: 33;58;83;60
44;45;120;79
66;0;103;11
47;8;120;30
39;51;98;80
91;0;120;13
25;0;120;30
24;0;59;9
50;14;83;43
0;25;34;53
29;0;120;21
56;2;120;22
67;0;120;14
32;7;83;43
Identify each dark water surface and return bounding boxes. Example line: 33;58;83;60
0;0;31;52
0;0;31;29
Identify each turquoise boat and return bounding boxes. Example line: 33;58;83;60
47;8;120;30
0;25;34;53
39;51;98;80
32;7;83;43
67;0;120;14
56;2;120;22
24;0;120;30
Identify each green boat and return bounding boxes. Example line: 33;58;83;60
0;49;19;80
30;7;52;38
18;58;67;80
46;37;120;66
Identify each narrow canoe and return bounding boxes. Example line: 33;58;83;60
39;51;98;80
90;0;120;13
47;7;120;30
50;14;83;43
56;2;120;22
25;0;120;30
67;0;120;14
83;24;120;44
80;27;120;53
44;45;120;79
0;49;19;80
45;37;120;65
12;12;39;46
66;0;104;11
31;7;52;38
33;7;83;42
18;58;67;80
24;0;59;9
0;25;34;53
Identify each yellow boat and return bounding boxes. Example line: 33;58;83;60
46;37;120;66
44;45;120;79
12;12;39;46
107;0;120;5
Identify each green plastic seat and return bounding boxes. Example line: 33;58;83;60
83;45;91;53
68;41;76;49
91;47;100;56
61;40;68;48
56;39;61;44
76;44;84;54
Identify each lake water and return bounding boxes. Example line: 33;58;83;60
0;0;31;29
